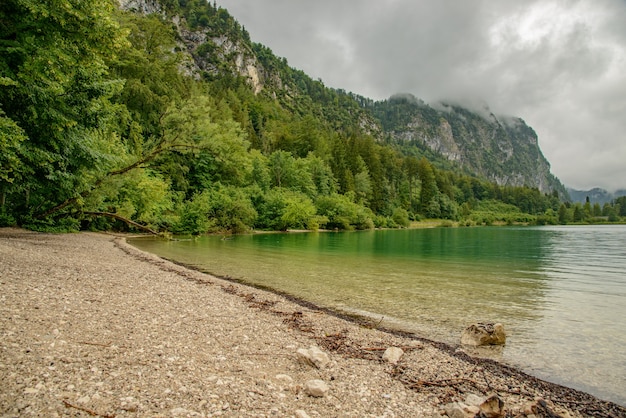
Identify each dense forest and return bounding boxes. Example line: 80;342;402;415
1;0;623;234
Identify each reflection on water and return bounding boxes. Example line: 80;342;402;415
130;225;626;406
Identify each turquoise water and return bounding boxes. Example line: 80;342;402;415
130;225;626;405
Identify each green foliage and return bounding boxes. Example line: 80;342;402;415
23;217;81;233
0;0;590;234
172;192;213;235
254;188;317;231
0;111;26;184
86;170;174;228
0;208;16;227
204;186;257;233
392;207;410;228
0;0;128;218
315;194;374;230
173;186;258;235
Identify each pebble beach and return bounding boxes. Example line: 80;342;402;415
1;228;624;417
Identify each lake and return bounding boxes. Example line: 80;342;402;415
130;225;626;406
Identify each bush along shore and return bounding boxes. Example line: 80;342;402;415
1;228;624;417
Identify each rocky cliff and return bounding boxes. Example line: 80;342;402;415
369;95;565;194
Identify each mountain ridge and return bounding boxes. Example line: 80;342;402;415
567;187;626;204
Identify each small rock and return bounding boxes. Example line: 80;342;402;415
461;323;506;346
304;379;329;397
479;394;506;418
120;403;138;412
296;346;330;368
522;398;570;418
465;394;484;407
171;407;192;416
444;402;481;418
275;374;293;384
382;347;404;364
294;410;311;418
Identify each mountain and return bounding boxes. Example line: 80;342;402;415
119;0;565;197
367;94;566;196
567;188;626;204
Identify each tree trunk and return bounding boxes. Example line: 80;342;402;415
83;211;159;235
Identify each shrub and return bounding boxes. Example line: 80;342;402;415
392;207;410;228
315;194;374;230
255;188;317;231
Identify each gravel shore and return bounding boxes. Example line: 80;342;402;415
1;228;624;417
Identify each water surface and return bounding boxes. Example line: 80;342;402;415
130;225;626;405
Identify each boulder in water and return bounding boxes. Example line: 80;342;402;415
461;323;506;346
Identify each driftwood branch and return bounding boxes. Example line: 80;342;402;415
83;211;158;235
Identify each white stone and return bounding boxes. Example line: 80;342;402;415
445;402;481;418
382;346;404;364
275;374;293;384
304;379;329;397
295;410;311;418
297;346;330;368
465;394;485;407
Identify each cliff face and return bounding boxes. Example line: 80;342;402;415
118;0;267;93
370;95;565;194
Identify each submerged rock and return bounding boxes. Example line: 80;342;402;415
461;323;506;346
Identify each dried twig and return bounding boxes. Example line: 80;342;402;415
405;377;480;389
75;341;112;347
62;400;115;418
362;345;423;352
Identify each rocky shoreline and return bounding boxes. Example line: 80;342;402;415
1;228;624;417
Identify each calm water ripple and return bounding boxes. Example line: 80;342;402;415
130;225;626;406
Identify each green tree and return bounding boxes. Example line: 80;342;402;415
268;150;296;188
417;158;438;214
0;111;26;193
558;203;569;224
572;203;584;222
402;156;420;211
615;197;626;216
315;193;374;230
592;202;602;217
392;207;410;227
0;0;128;221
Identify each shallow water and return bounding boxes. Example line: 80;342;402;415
130;225;626;405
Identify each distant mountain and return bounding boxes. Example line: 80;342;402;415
367;95;567;196
567;188;626;204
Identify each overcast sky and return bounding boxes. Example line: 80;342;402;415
219;0;626;192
